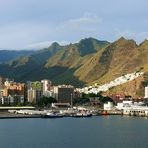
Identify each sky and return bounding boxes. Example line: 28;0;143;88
0;0;148;49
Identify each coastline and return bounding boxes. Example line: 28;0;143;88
0;112;41;119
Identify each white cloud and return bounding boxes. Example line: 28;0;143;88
58;13;102;33
0;22;55;49
21;13;102;49
0;13;102;49
67;13;101;25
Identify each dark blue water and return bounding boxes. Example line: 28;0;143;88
0;116;148;148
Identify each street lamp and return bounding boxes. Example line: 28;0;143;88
71;93;73;108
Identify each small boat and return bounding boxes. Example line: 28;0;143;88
102;111;108;116
72;113;92;118
42;112;63;118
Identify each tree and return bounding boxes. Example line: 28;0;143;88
38;96;57;107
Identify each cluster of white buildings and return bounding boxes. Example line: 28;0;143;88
116;100;148;116
115;100;145;110
80;72;144;94
103;86;148;116
104;102;114;110
103;100;148;116
144;86;148;98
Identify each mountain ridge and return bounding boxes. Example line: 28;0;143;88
0;50;36;63
0;37;148;92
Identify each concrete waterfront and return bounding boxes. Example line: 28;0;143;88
0;112;41;119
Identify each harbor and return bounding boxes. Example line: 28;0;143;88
0;112;40;119
0;105;147;119
0;75;148;119
0;106;112;119
1;100;148;119
7;107;94;118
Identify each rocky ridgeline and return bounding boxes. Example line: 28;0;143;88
80;72;144;94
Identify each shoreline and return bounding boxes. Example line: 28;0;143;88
0;112;41;119
0;112;147;119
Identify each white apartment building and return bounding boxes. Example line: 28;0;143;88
144;86;148;98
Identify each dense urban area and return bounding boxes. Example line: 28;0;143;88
0;72;148;118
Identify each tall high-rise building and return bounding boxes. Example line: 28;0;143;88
27;89;42;103
27;81;43;104
0;76;5;89
144;86;148;98
53;85;74;103
41;79;52;95
26;81;32;90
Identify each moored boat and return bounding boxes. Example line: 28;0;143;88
102;111;108;115
72;113;92;118
42;112;63;118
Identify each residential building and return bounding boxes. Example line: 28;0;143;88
104;102;114;110
41;79;52;96
0;76;5;89
144;86;148;98
27;89;42;104
53;85;74;103
3;80;25;97
0;95;24;105
31;81;43;91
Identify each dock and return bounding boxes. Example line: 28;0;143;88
0;112;41;119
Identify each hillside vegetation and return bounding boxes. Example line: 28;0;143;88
0;37;148;94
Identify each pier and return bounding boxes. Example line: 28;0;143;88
0;112;41;119
123;107;148;117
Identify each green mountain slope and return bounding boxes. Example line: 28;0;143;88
0;50;36;63
44;38;109;86
0;38;109;87
0;42;63;82
0;37;148;91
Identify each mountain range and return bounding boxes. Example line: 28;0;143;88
0;50;36;63
0;37;148;95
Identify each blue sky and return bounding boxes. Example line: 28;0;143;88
0;0;148;49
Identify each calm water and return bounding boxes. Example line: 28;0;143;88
0;116;148;148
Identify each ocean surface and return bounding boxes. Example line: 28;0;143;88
0;116;148;148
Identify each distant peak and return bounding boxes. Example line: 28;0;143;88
139;39;148;46
116;37;137;45
51;42;60;47
117;37;127;42
143;39;148;43
78;37;109;45
79;37;93;43
47;42;60;49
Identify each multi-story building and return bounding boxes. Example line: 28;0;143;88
53;85;74;103
144;86;148;98
0;95;24;105
27;89;42;104
26;81;33;90
0;76;5;89
41;79;52;96
0;80;25;105
31;81;43;91
3;80;25;97
0;89;3;98
26;81;44;104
